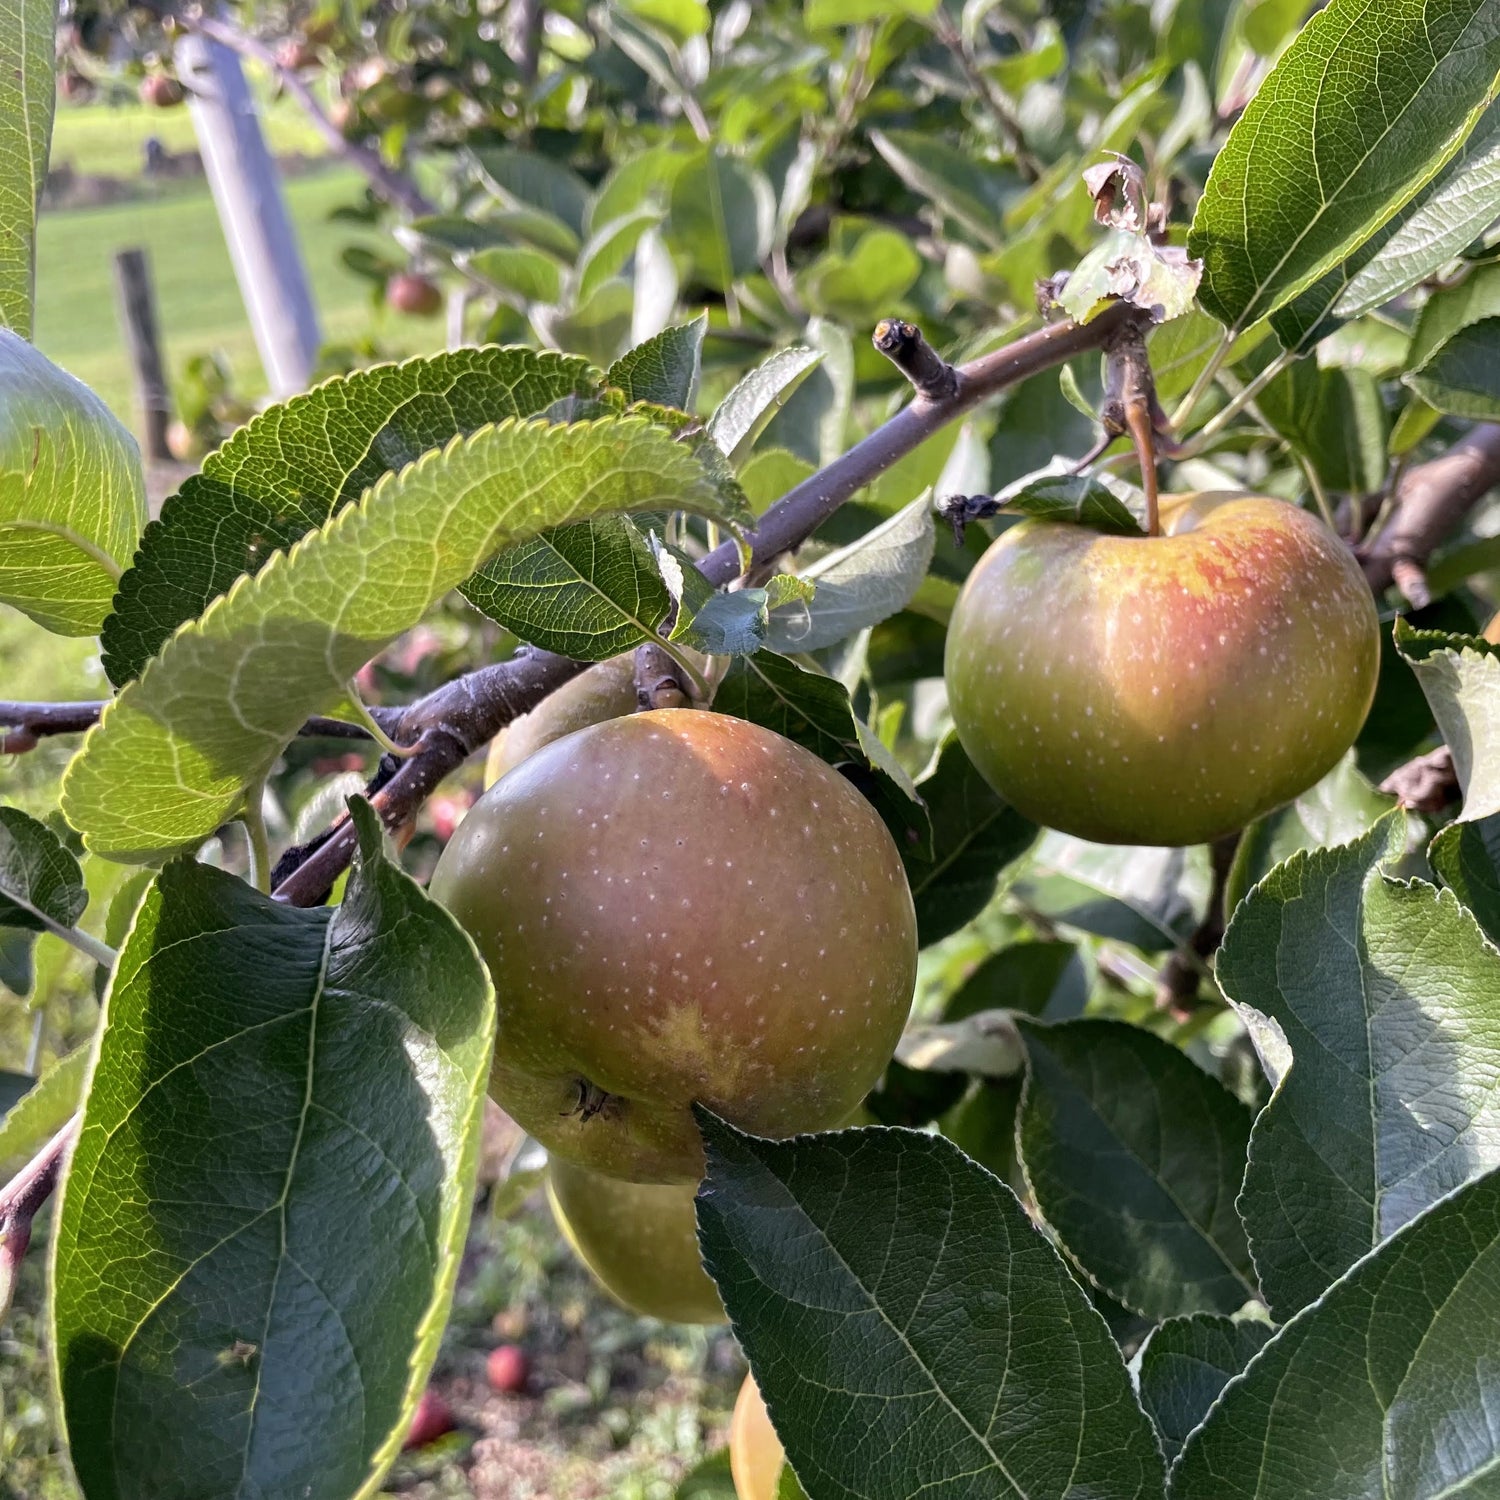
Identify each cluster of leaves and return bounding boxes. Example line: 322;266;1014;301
4;0;1500;1498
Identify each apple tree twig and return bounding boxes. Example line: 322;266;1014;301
185;12;436;220
0;1117;79;1317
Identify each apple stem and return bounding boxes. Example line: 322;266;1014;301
1097;315;1169;536
634;641;707;710
1124;397;1161;537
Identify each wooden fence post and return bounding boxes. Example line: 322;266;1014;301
174;28;321;399
111;248;172;462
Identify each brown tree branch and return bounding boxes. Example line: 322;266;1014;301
1361;423;1500;595
272;304;1144;905
186;13;437;220
0;1117;78;1317
0;701;399;753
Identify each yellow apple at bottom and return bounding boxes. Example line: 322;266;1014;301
546;1157;724;1324
944;493;1380;846
730;1374;787;1500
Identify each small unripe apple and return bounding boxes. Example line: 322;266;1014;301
944;493;1380;846
484;654;641;788
403;1387;454;1449
275;37;319;71
386;272;442;317
485;1343;528;1394
164;419;201;462
139;73;184;108
730;1374;787;1500
430;710;917;1182
547;1157;724;1323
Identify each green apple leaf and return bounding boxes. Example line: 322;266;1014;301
100;347;600;686
760;319;854;469
1134;1314;1273;1463
1430;813;1500;945
0;0;55;338
669;146;775;291
712;649;931;859
461;516;675;660
1217;813;1500;1319
805;0;940;27
803;227;923;322
464;245;565;304
1271;97;1500;353
868;128;1011;248
940;1076;1024;1184
1188;0;1500;334
51;800;494;1500
576;207;660;308
902;734;1037;947
607;316;707;409
393;214;518;259
1012;833;1212;953
590;144;687;234
1016;1018;1258;1319
471;146;591;239
707;348;823;466
1406;317;1500;418
1169;1166;1500;1500
675;576;814;658
1226;751;1395;915
0;1044;89;1171
730;449;814;516
1256;360;1388;494
0;804;88;939
764;494;935;655
945;940;1089;1024
1395;618;1500;821
535;280;635;366
0;331;147;636
695;1114;1166;1500
674;1449;737;1498
995;468;1147;535
63;417;745;864
618;0;709;42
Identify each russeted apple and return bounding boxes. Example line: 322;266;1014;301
945;493;1379;846
730;1374;787;1500
430;710;917;1182
547;1157;724;1323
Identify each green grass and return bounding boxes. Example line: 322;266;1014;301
34;103;448;420
49;92;328;180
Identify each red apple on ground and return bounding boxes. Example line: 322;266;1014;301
429;710;918;1183
386;272;442;317
547;1157;725;1323
139;73;184;108
944;492;1379;846
730;1374;787;1500
485;1344;528;1394
402;1387;455;1449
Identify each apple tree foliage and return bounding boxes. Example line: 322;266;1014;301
5;1;1500;1497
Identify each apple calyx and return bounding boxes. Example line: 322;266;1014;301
564;1078;619;1124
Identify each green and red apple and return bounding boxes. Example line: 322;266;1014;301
431;710;917;1183
944;493;1379;846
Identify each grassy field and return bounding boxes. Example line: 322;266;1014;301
34;99;447;420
